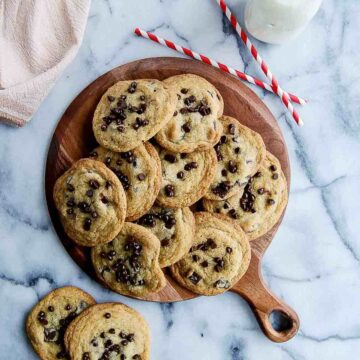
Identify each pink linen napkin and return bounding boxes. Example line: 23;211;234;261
0;0;91;126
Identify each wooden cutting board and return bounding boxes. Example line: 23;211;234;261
45;57;299;343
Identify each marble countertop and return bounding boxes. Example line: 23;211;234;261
1;0;359;358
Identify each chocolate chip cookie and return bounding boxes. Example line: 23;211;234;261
65;303;150;360
203;151;288;240
155;74;224;153
136;205;195;268
170;212;251;295
91;222;166;297
204;115;266;201
93;79;176;152
53;159;127;247
156;145;217;208
89;142;161;221
26;286;95;360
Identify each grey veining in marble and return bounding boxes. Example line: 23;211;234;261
0;0;359;358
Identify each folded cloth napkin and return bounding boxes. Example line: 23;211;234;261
0;0;91;126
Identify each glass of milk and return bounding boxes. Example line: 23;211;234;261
244;0;323;44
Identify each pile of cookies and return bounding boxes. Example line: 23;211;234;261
53;74;288;299
27;286;150;360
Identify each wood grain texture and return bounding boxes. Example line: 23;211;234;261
45;57;299;342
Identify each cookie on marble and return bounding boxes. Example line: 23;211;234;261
204;115;266;200
136;205;195;268
91;222;166;297
170;212;251;296
53;159;127;247
156;145;217;208
155;74;224;153
89;142;161;221
26;286;96;360
203;151;288;240
65;303;150;360
93;79;176;152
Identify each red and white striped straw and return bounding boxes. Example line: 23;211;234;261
134;28;306;107
215;0;304;126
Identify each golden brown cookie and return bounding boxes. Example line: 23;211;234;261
53;159;127;247
93;79;176;152
204;115;266;200
156;145;217;208
203;151;288;240
136;205;195;268
89;142;161;221
91;222;166;297
26;286;95;360
155;74;224;153
170;212;251;295
65;303;150;360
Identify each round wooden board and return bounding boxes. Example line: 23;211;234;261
45;57;299;342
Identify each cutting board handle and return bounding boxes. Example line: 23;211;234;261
232;251;299;342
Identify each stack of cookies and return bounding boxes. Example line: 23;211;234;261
26;286;150;360
53;74;288;299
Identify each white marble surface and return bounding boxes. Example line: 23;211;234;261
0;0;359;358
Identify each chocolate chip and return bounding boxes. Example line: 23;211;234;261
272;173;279;180
104;312;111;319
199;104;211;116
132;355;142;360
267;199;275;205
139;95;145;101
207;238;217;249
164;184;175;197
161;238;170;247
107;95;115;102
188;272;201;284
223;203;229;209
201;260;208;268
240;179;256;213
91;211;98;219
67;184;75;192
105;181;111;189
180;107;188;114
128;81;137;93
65;304;71;311
221;169;228;177
184;95;196;106
270;164;277;171
228;160;238;173
257;188;265;195
83;218;92;231
89;179;100;189
109;328;115;334
228;124;235;134
234;147;241;154
182;122;191;133
180;153;187;159
173;111;178;116
219;135;227;144
48;306;54;312
226;247;233;254
105;339;113;348
164;154;177;163
78;201;90;213
117;125;125;132
101;124;107;131
180;88;188;94
101;196;109;204
44;328;57;342
137;173;146;181
82;352;90;360
86;189;93;197
121;339;129;346
177;171;184;179
66;199;75;207
254;171;262;178
192;254;199;262
138;214;156;227
212;181;231;198
184;162;198;171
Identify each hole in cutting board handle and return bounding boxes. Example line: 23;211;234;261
268;309;294;333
